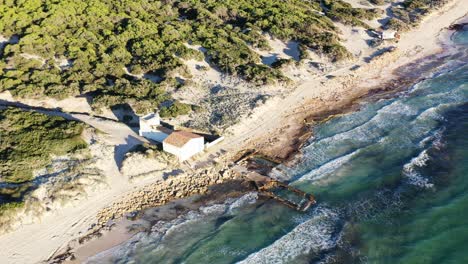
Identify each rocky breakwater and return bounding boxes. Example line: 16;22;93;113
96;164;238;227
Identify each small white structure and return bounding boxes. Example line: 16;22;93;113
139;113;171;142
163;131;204;161
205;136;224;149
379;30;398;40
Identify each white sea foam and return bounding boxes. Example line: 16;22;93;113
377;100;418;117
419;134;434;148
200;204;227;216
314;104;380;141
296;150;358;183
417;105;445;122
87;194;258;263
431;129;445;150
422;85;466;107
296;100;424;184
419;128;444;149
306;101;414;158
228;192;258;213
403;149;434;189
237;206;340;264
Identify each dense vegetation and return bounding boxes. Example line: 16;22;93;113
386;0;448;30
0;201;24;215
0;108;87;183
322;0;382;28
0;0;379;114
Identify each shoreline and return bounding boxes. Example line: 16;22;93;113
280;43;463;164
233;6;468;165
58;180;258;263
0;1;466;263
63;7;468;263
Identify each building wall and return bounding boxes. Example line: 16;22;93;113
163;137;204;161
139;122;152;134
381;31;396;40
205;136;224;149
140;122;160;133
139;114;161;136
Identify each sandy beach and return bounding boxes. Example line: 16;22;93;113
0;0;467;263
207;0;468;162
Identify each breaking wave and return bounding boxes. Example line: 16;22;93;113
403;149;433;188
296;150;358;183
86;192;259;264
402;126;446;189
237;207;340;264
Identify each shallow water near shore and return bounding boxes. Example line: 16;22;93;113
86;29;468;264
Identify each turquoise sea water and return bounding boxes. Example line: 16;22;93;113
88;29;468;264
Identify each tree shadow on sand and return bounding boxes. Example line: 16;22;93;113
110;103;140;133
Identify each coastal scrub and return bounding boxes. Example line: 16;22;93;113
0;108;87;183
0;0;376;113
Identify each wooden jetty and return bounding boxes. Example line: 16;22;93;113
233;166;316;212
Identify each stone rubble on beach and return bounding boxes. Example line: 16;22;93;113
95;164;238;227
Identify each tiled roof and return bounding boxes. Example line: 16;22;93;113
163;131;202;148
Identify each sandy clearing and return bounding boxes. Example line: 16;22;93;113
20;53;46;64
335;23;373;58
252;35;300;65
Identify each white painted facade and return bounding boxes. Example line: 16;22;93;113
163;137;204;161
139;113;170;142
205;136;224;149
139;113;207;160
380;30;397;40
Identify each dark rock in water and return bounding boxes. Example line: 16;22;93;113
125;211;138;220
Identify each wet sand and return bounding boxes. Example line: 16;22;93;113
60;180;257;263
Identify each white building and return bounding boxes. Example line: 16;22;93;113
380;30;398;40
139;113;171;142
163;131;204;161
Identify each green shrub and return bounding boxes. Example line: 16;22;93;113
159;101;192;118
271;58;295;69
322;0;382;28
239;64;288;85
0;201;24;215
385;0;446;31
0;108;87;183
0;0;364;108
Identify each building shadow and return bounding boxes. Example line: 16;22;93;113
113;135;144;170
